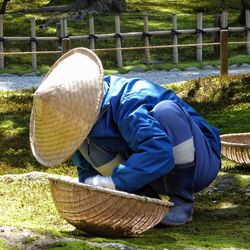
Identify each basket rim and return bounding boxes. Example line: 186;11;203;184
220;132;250;147
48;175;174;208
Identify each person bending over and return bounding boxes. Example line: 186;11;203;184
30;48;221;226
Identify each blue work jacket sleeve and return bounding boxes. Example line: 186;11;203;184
72;150;100;183
112;102;175;193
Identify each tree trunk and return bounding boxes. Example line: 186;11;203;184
10;0;126;28
70;0;126;13
239;0;250;25
17;5;72;14
0;0;11;14
11;0;126;14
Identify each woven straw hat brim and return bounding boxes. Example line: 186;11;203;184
48;175;174;236
30;48;104;167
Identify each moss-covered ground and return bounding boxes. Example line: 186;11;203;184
1;0;249;73
0;74;249;249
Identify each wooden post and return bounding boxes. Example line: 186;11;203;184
30;18;37;71
172;14;179;64
221;10;228;30
89;15;95;50
60;19;65;38
220;30;228;75
214;14;221;57
61;38;71;55
56;23;60;38
0;15;4;69
115;15;123;67
56;22;61;49
60;18;69;54
144;16;150;64
63;18;68;37
220;11;228;74
246;10;250;54
196;13;203;62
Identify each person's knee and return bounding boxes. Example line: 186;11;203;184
151;100;195;164
150;100;181;122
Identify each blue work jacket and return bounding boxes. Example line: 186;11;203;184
72;75;221;192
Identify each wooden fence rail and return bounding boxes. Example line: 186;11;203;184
0;10;249;70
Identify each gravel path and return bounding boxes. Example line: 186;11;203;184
0;65;250;91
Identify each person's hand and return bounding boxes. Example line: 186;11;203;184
84;175;115;190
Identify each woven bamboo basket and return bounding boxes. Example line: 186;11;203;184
220;132;250;166
49;175;173;237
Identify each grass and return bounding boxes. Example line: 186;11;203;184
0;89;78;175
0;177;70;230
0;173;249;249
126;0;244;15
0;74;249;175
0;54;250;76
0;241;8;250
0;73;250;249
0;0;248;73
117;54;250;74
0;1;249;249
165;74;250;135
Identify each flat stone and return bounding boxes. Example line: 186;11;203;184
149;60;164;64
199;184;218;194
202;65;214;70
94;243;140;250
0;226;79;250
220;248;241;250
185;67;200;71
229;64;238;69
129;67;146;73
0;73;17;77
215;175;237;193
181;248;204;250
240;63;250;69
22;72;39;77
0;171;49;183
169;68;181;72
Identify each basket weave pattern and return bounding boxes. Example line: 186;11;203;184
49;176;173;237
220;132;250;166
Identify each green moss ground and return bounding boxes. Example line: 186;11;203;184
0;0;248;73
0;74;250;249
0;172;249;249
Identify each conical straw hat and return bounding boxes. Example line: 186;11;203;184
30;48;104;167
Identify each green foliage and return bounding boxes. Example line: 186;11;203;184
0;0;247;71
7;0;50;12
172;74;250;109
127;0;242;14
0;241;9;250
47;241;109;250
0;177;72;230
6;0;244;14
0;90;77;175
167;74;250;134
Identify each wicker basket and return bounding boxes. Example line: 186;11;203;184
49;175;173;237
220;132;250;166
